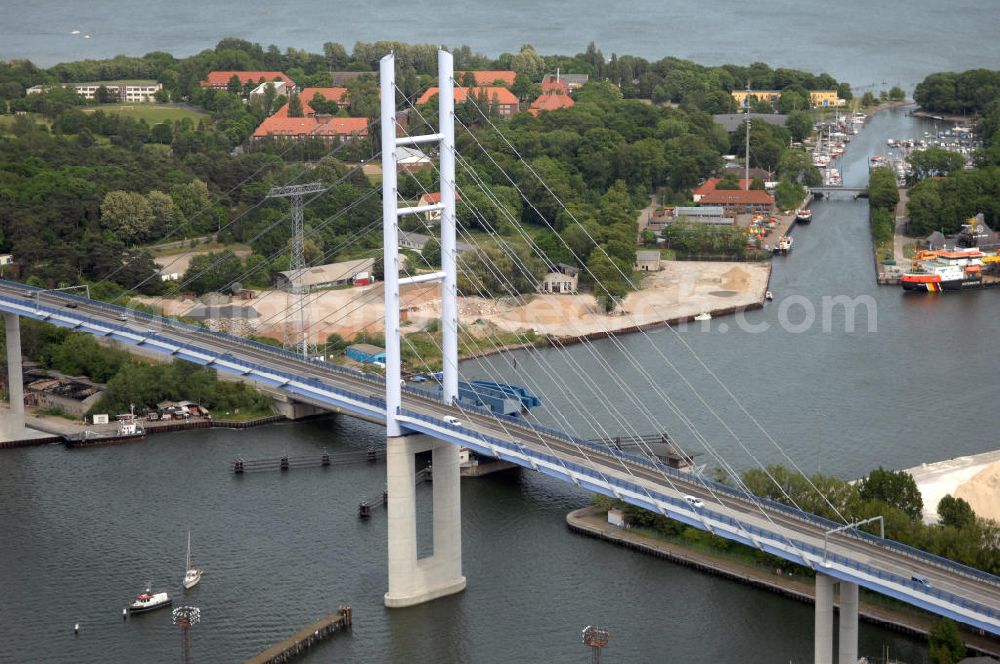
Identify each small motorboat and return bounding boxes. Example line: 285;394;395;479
765;290;774;301
694;312;712;321
127;584;172;614
795;209;812;224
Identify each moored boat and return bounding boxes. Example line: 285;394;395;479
795;209;812;223
772;236;794;255
900;250;986;292
127;584;172;614
64;408;146;448
183;530;203;590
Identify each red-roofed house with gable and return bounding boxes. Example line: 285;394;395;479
416;87;519;119
528;90;575;116
202;71;297;93
691;178;774;215
455;70;517;86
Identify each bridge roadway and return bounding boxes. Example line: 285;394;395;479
1;282;997;635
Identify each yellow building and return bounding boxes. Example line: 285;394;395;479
730;90;782;108
730;89;844;108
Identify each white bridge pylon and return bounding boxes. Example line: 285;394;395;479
380;50;466;607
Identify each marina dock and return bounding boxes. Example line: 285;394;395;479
244;608;352;664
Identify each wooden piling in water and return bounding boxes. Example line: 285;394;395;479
243;607;352;664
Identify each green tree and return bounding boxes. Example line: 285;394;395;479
857;467;924;521
227;74;242;95
325;333;349;353
100;191;155;243
170;180;212;233
785;110;813;143
778;148;822;185
928;618;966;664
181;250;244;294
511;45;545;80
287;93;304;117
94;85;118;104
150;122;173;144
586;249;629;311
888;85;906;101
146;190;180;236
421;237;441;267
937;495;975;529
868;166;900;212
311;93;340;115
777;89;808;114
909;147;966;181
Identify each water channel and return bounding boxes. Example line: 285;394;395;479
1;106;995;663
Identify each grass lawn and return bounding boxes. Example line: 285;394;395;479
0;113;51;131
82;103;207;124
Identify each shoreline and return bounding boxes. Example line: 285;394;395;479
0;409;302;450
908;109;971;123
566;506;1000;656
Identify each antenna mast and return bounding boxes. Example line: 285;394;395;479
745;80;751;190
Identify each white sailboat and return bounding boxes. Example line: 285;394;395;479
183;531;202;589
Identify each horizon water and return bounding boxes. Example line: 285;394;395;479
3;0;1000;93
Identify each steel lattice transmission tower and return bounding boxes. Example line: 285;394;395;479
268;182;325;357
172;605;201;664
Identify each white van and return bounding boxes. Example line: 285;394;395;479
442;415;461;426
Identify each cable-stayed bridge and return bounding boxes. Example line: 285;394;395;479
1;51;997;664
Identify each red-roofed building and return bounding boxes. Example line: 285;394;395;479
416;87;519;119
455;70;517;86
691;178;773;215
541;73;589;93
540;78;570;95
252;108;368;142
528;91;575;116
297;87;350;114
202;71;296;92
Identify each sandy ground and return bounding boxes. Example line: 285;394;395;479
173;260;767;342
153;248;252;280
906;449;1000;523
152;260;769;347
955;461;1000;522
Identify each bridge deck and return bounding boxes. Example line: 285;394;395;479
1;281;997;636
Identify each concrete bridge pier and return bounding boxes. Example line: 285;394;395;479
2;313;25;440
384;434;465;608
815;573;835;664
838;580;859;664
814;573;859;664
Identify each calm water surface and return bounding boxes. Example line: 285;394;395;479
2;106;993;662
3;0;1000;91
